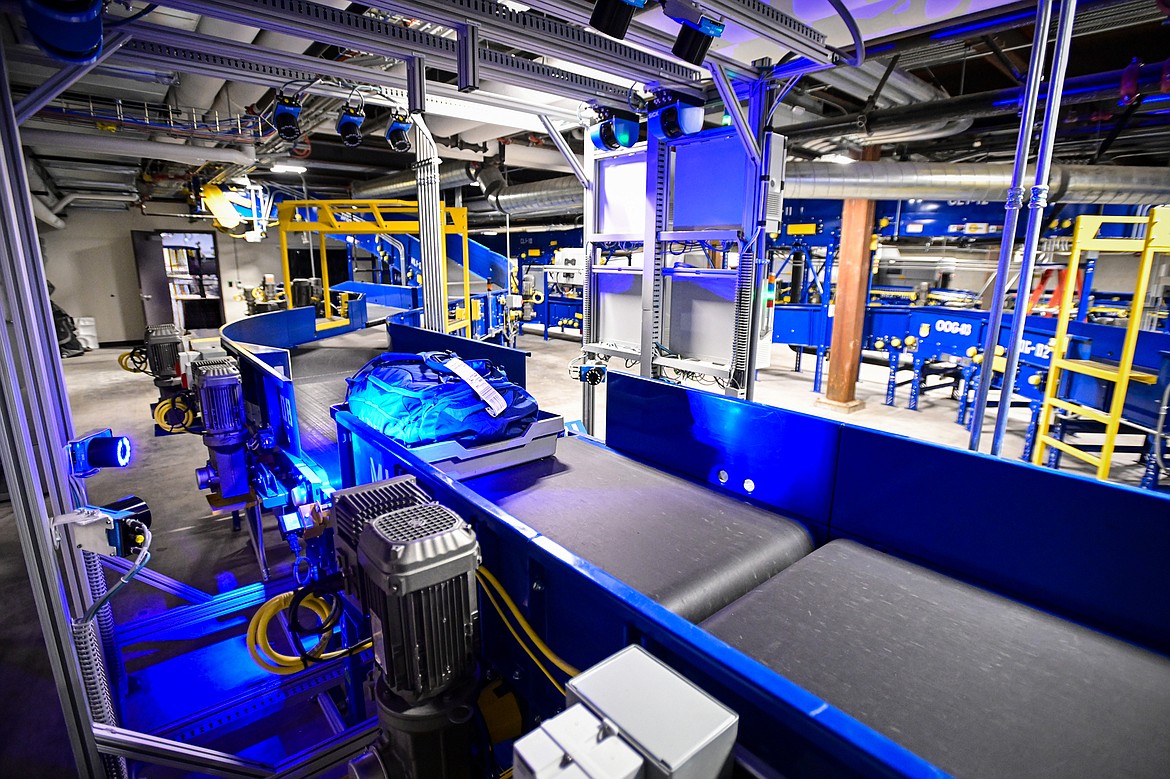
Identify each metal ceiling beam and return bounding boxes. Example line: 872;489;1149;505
148;0;631;108
361;0;704;98
116;29;581;126
518;0;764;78
14;32;133;124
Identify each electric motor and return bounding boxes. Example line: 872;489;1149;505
144;324;182;378
192;358;244;436
192;357;249;500
336;477;480;704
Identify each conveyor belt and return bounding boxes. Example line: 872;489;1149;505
289;328;389;473
702;540;1170;779
465;437;813;622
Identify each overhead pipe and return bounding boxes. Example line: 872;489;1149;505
19;128;256;166
351;161;481;198
779;63;1170;144
474;159;1170;223
967;0;1053;453
51;192;140;214
991;0;1080;456
31;196;65;229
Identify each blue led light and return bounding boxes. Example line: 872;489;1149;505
86;434;133;469
116;436;131;467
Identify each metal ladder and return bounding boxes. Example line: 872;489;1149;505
1032;210;1165;479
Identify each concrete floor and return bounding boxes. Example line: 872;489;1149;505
0;329;1154;777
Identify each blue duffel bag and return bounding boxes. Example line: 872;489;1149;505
345;351;538;447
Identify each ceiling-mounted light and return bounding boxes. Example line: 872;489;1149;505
271;163;308;174
588;0;646;40
336;105;365;147
819;153;857;165
662;0;724;66
385;112;413;153
272;93;304;141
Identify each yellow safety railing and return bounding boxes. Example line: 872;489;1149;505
1032;210;1165;479
276;199;472;336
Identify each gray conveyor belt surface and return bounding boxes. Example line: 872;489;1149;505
289;328;389;466
464;436;813;622
702;539;1170;779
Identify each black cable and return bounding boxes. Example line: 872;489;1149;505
286;573;347;665
105;3;158;28
824;0;866;67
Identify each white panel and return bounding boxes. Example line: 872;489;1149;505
596;151;646;238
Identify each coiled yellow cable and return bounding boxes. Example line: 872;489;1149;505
246;590;371;675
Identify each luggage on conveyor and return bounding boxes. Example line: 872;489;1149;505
346;350;538;447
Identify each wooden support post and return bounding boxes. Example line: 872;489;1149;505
819;145;881;412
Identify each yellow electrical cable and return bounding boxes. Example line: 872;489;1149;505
477;574;564;696
246;591;372;675
153;397;196;433
477;567;578;678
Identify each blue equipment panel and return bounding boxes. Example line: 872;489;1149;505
831;425;1170;654
385;323;528;387
605;371;840;535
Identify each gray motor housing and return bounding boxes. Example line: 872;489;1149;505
351;478;480;705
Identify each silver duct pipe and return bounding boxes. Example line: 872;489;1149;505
785;162;1170;205
351;161;481;198
31;196;65;229
20;128;256;166
465;161;1170;222
52;193;139;214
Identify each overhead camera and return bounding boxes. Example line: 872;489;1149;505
272;93;304;141
662;0;725;66
588;0;646;40
385;113;413;153
648;99;705;141
336;105;366;147
589;114;641;151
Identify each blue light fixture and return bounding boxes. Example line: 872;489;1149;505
68;429;132;477
87;434;132;469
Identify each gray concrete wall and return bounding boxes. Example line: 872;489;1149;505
39;204;284;343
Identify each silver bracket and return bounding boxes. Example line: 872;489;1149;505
15;32;133;124
710;64;761;166
538;115;589;189
456;23;480;93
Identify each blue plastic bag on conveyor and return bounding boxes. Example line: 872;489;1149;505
345;351;538;447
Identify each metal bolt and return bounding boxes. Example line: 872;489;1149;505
531;581;544;592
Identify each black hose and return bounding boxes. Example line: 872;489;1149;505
825;0;866;67
105;3;158;28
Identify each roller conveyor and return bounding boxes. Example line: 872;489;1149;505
701;540;1170;779
465;436;814;622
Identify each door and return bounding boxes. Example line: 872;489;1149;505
132;230;173;327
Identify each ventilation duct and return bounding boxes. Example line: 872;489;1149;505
351;162;482;199
469;161;1170;222
20;128;256;166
